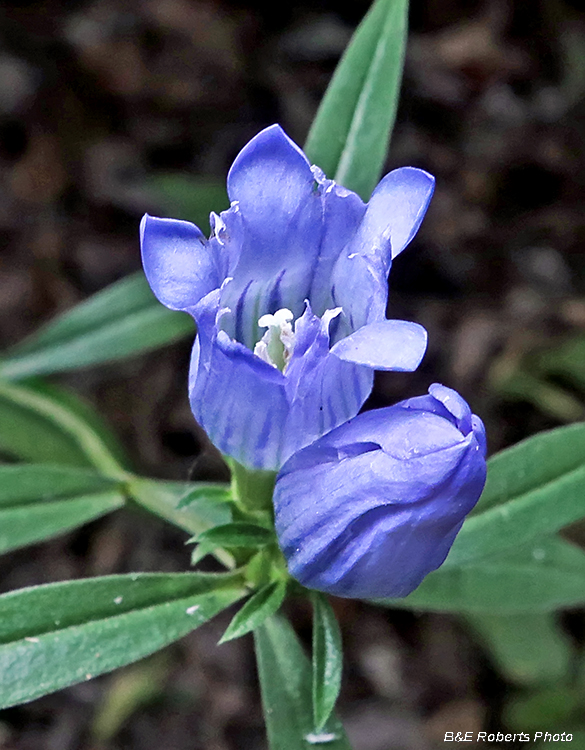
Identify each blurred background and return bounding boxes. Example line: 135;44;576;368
1;0;585;747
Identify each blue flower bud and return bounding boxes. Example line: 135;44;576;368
273;384;487;599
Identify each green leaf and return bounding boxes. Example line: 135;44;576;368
0;572;245;709
505;686;584;733
145;175;229;230
254;615;352;750
312;593;343;732
382;537;585;614
194;523;273;549
489;367;585;423
220;580;287;643
127;478;234;568
0;490;124;554
0;273;194;379
534;730;585;748
305;0;409;199
537;333;585;392
466;613;573;685
191;541;218;567
0;379;126;475
128;478;231;537
445;423;585;568
177;483;233;508
91;654;170;744
0;463;118;506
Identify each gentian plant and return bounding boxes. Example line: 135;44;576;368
1;0;585;746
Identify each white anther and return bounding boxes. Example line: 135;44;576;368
258;308;293;328
254;308;295;371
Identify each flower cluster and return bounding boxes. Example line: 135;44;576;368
141;125;487;599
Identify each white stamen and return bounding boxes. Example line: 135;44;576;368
258;308;293;328
254;308;295;371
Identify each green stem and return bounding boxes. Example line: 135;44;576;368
229;460;277;515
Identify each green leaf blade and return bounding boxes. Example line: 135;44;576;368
0;463;117;507
220;580;287;643
312;593;343;732
305;0;409;199
445;423;585;568
0;572;245;709
467;613;573;686
195;523;273;549
381;537;585;614
254;615;352;750
0;491;124;555
0;273;194;379
128;478;231;537
0;379;126;475
177;483;233;509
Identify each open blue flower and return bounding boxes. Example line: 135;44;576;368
274;384;487;599
141;125;434;469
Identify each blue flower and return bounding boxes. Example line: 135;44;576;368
141;125;434;469
274;384;487;599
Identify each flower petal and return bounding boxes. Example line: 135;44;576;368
331;167;435;331
309;174;366;316
330;320;427;371
365;167;435;262
223;125;324;345
189;292;289;470
140;214;219;311
281;304;373;462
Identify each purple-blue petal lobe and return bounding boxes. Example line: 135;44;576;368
368;167;435;261
330;320;427;371
274;385;487;599
188;291;289;470
331;167;435;331
221;125;325;346
309;178;366;316
140;214;218;311
226;125;321;291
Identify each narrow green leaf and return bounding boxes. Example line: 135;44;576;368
505;686;584;734
128;478;231;537
0;572;245;709
536;333;585;392
305;0;409;199
191;541;217;567
128;478;234;568
491;368;585;423
91;654;170;744
25;379;130;468
382;537;585;614
533;731;585;749
0;490;125;554
254;615;352;750
472;422;585;516
0;463;117;507
445;423;585;568
467;613;573;685
177;483;233;508
0;272;194;379
195;523;273;549
0;379;126;476
312;593;343;732
220;580;287;643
